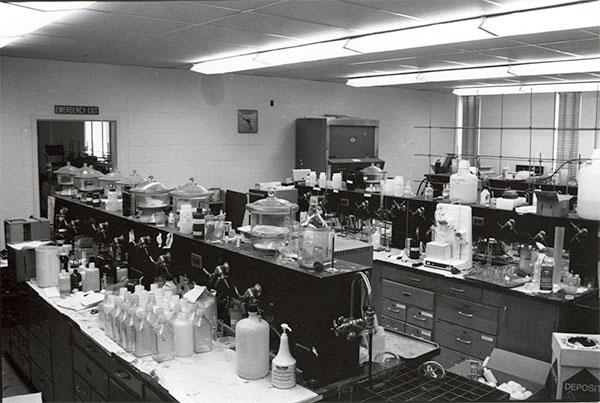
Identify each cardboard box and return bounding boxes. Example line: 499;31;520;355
551;333;600;401
4;217;50;244
448;348;551;399
535;191;572;217
7;244;37;282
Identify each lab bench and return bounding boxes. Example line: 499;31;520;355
372;251;598;368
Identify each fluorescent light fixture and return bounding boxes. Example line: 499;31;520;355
0;2;92;48
345;18;493;54
192;40;359;74
480;1;600;37
191;1;600;74
453;82;600;96
508;58;600;76
254;40;358;65
190;54;267;74
347;57;600;87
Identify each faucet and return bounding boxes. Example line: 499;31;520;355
332;271;377;377
203;262;230;289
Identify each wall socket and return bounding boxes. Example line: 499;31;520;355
473;216;485;226
340;198;349;207
191;253;203;270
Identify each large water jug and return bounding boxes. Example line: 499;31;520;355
577;149;600;220
236;302;269;379
449;159;478;203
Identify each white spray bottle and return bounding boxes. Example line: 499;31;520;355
271;323;296;389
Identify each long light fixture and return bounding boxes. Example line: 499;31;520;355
346;57;600;87
191;1;600;75
0;2;92;48
453;82;600;96
479;1;600;37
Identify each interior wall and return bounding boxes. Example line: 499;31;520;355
0;56;456;248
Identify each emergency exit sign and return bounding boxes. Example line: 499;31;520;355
54;105;99;115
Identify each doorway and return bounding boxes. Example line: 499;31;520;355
37;119;117;217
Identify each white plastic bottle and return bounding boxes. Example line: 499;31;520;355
236;302;269;379
173;313;194;357
271;324;296;389
449;159;478;203
577;148;600;220
83;262;100;292
103;295;116;337
393;176;404;197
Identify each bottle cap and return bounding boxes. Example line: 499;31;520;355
247;302;258;312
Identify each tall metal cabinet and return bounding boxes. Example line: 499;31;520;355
295;117;381;177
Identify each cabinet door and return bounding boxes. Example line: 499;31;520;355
497;294;558;362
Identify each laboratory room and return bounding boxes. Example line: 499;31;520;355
1;0;600;402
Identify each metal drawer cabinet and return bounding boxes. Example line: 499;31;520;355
382;280;434;311
73;345;109;399
406;306;434;330
405;323;433;341
110;356;144;399
72;327;111;371
380;264;435;290
436;294;499;335
382;298;407;322
435;278;482;302
73;373;93;402
379;315;405;334
435;319;496;359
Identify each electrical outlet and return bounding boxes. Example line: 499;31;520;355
473;216;485;226
191;253;203;270
340;198;349;207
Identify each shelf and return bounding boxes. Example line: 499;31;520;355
413;153;588;163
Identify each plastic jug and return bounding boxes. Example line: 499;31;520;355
236;302;269;379
449;159;478;203
577;148;600;220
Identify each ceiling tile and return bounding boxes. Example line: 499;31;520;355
196;1;287;12
175;24;301;51
507;29;599;46
340;0;497;23
542;39;600;57
34;22;153;49
58;10;193;35
454;38;523;51
427;51;519;66
257;0;417;33
207;11;351;41
84;1;241;24
1;35;101;60
481;44;573;61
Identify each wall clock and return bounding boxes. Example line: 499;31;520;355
238;109;258;133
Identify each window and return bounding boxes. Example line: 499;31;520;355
553;92;581;180
84;120;110;161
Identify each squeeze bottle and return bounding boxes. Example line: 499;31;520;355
271;324;296;389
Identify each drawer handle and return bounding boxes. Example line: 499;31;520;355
412;314;427;322
457;311;473;318
450;287;465;293
409;277;422;283
386;307;402;313
75;385;87;394
402;292;411;297
115;370;131;380
455;337;472;345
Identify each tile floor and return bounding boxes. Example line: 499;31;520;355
1;355;35;399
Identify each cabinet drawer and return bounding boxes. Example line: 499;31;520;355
381;298;407;322
11;345;30;378
110;357;144;398
435;278;482;302
72;328;111;371
435;320;496;359
73;346;109;399
30;338;52;379
404;323;433;341
31;362;54;402
406;306;434;330
382;280;434;311
436;294;498;335
380;315;405;334
109;378;142;402
145;384;176;402
73;373;92;402
380;264;434;290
